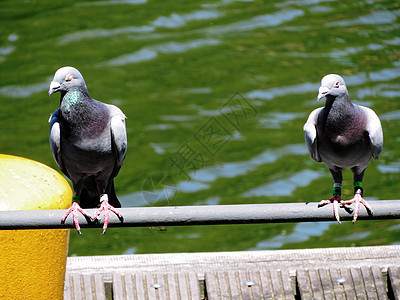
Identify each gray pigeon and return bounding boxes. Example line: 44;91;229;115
48;66;127;234
304;74;383;223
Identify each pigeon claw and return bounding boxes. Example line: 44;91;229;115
342;193;373;224
61;201;92;235
318;195;348;224
93;200;124;235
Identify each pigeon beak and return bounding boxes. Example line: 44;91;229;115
48;81;61;96
317;86;330;101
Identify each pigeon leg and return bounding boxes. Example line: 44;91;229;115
61;196;92;234
342;181;373;223
318;170;350;223
93;194;124;234
342;172;373;223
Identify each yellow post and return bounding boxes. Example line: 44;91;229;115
0;154;72;299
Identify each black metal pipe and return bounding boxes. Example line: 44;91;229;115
0;200;399;230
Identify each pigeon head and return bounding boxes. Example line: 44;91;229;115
48;66;88;96
317;74;347;101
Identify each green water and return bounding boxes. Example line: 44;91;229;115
1;0;400;256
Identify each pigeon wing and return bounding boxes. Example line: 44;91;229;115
303;107;323;162
49;109;69;177
109;104;127;176
359;105;383;160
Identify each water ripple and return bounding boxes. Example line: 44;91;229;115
176;180;210;193
377;161;400;173
146;124;175;130
0;46;15;56
258;112;306;128
102;39;221;66
249;222;333;250
356;84;400;100
120;144;308;206
191;144;308;182
242;169;323;197
0;34;19;62
334;231;371;241
246;82;317;100
58;8;221;45
280;40;393;59
380;110;400;121
384;37;400;45
207;9;304;34
149;142;176;155
201;0;254;9
58;26;154;45
78;0;146;5
389;224;400;231
151;10;222;28
327;10;400;27
0;77;51;98
246;64;400;101
8;33;19;42
276;0;334;7
195;196;221;205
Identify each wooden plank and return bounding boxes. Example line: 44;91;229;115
121;274;135;300
351;267;369;299
166;273;179;300
176;273;189;299
205;272;220;300
64;274;72;300
187;272;201;299
93;274;106;300
339;267;356;300
146;273;158;300
281;269;295;300
72;274;83;299
150;273;166;300
259;268;273;299
62;245;400;300
82;274;94;300
66;246;400;276
133;273;147;300
207;270;272;300
221;271;232;300
296;269;313;299
318;268;334;300
307;269;323;300
388;266;400;300
227;271;240;299
238;270;253;300
112;273;125;300
253;269;266;300
370;266;388;300
329;268;345;300
361;266;378;299
270;269;284;299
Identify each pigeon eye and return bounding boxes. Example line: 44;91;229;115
334;81;340;88
65;74;73;82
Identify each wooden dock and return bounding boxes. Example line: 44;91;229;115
64;245;400;299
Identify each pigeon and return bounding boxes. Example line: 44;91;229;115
304;74;383;223
48;66;127;234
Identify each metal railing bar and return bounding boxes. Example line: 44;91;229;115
0;200;399;230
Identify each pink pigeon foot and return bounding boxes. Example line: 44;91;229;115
318;194;351;224
93;194;124;234
61;201;92;234
342;193;373;223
